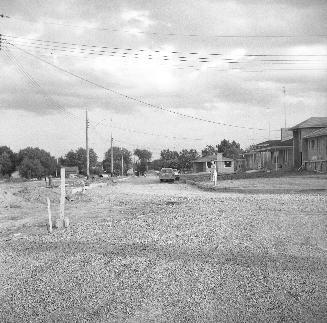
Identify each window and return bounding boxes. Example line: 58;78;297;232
311;140;315;149
224;161;232;167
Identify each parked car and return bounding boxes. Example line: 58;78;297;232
172;169;180;180
159;168;175;182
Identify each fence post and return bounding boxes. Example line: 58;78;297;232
46;197;52;233
60;168;65;225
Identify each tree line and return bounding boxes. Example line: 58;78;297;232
0;139;244;178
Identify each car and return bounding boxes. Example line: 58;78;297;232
172;169;180;180
159;168;175;182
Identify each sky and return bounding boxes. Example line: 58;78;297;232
0;0;326;159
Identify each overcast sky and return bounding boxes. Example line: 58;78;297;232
0;0;326;159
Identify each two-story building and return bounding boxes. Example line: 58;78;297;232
290;117;327;169
302;127;327;172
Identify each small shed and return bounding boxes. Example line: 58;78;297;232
192;154;235;174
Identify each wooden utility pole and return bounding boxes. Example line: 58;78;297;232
86;109;90;179
283;86;286;128
110;133;114;176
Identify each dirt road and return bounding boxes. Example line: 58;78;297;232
1;176;327;322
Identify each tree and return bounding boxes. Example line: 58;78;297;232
201;140;243;159
134;149;152;162
19;158;44;179
201;145;217;157
150;159;164;171
0;152;13;176
134;149;152;175
178;149;199;171
103;147;132;175
160;149;179;168
0;146;15;176
217;139;243;159
16;147;56;176
61;147;98;175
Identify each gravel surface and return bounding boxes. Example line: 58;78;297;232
1;176;327;322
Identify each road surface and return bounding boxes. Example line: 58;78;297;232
1;176;327;322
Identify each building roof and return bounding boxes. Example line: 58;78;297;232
244;138;293;154
290;117;327;130
256;138;293;148
303;127;327;139
193;155;233;162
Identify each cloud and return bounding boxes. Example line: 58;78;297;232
0;0;326;157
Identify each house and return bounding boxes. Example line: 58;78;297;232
302;127;327;172
192;153;235;174
290;117;327;169
244;139;293;171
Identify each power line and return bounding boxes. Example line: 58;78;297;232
4;34;327;58
7;43;288;132
2;47;84;125
3;35;326;75
2;14;327;39
2;44;207;143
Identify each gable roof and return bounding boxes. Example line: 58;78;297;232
303;127;327;139
290;117;327;130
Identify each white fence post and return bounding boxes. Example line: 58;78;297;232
60;168;65;225
46;197;52;233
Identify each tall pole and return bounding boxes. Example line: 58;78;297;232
283;86;286;128
86;109;90;179
110;133;114;176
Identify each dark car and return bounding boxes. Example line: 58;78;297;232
159;168;175;182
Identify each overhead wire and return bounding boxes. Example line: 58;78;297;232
2;14;327;39
1;42;206;145
3;34;326;64
3;35;326;75
7;42;293;132
2;46;85;126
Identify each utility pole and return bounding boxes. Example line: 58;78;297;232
283;86;286;128
86;109;90;179
110;133;114;176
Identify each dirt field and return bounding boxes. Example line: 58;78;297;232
1;175;327;322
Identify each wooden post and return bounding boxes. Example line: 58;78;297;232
46;197;52;233
86;109;90;179
60;168;65;225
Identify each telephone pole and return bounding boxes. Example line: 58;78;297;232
110;133;114;176
86;109;90;179
283;86;286;128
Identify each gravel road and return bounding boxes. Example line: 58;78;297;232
1;176;327;322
